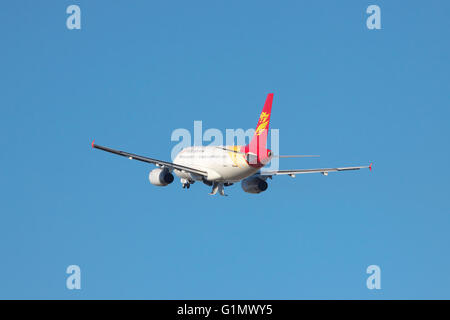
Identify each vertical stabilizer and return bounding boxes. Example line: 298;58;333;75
245;93;273;157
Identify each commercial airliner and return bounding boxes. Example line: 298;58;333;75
92;93;371;196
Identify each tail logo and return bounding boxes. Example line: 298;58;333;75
255;112;270;136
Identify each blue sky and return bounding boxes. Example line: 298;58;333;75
0;0;449;299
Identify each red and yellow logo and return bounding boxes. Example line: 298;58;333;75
255;112;270;136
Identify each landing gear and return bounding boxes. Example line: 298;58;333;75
180;178;230;196
181;178;193;190
209;182;227;196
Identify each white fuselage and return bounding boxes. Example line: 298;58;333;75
173;146;261;183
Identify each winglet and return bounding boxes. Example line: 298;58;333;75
369;163;372;171
91;139;95;148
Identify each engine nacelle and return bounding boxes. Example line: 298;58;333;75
149;168;174;186
241;176;268;194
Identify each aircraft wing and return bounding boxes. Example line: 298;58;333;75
91;141;208;177
261;164;372;177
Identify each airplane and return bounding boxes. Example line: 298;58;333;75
92;93;372;196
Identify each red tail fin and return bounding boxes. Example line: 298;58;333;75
244;93;273;158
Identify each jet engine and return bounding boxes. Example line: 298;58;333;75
241;176;268;194
149;168;174;186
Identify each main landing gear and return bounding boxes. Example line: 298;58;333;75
209;182;227;196
181;178;193;189
181;178;230;196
